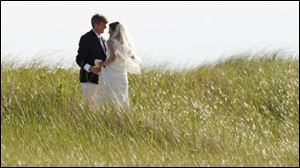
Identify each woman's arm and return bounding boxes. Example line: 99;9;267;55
103;40;116;67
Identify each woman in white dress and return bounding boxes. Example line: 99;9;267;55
96;22;141;110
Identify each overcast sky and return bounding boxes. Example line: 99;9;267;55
1;1;299;69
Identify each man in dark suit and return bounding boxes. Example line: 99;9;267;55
76;13;108;110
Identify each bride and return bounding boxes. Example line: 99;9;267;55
95;22;141;110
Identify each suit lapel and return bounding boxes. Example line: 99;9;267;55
90;30;106;55
101;37;107;52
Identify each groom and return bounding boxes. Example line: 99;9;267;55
76;13;108;109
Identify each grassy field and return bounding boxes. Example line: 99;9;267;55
1;52;299;166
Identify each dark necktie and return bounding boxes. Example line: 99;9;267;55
99;37;105;52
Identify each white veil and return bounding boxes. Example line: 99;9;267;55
108;23;141;74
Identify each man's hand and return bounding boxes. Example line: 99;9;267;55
89;66;101;75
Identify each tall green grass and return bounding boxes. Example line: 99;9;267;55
1;52;299;166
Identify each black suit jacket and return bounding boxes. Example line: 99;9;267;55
76;30;107;84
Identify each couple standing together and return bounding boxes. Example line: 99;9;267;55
76;13;141;111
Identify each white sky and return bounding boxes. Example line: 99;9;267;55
1;1;299;69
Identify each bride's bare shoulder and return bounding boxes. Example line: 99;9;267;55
106;39;114;47
107;39;119;48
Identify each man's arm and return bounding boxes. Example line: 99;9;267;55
76;35;90;70
76;35;101;74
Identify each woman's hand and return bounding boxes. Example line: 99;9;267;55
89;66;101;75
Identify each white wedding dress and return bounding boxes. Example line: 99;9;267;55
98;45;129;109
96;23;141;110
